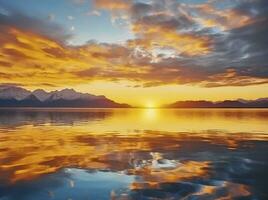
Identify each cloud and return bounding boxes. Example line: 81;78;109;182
67;15;75;20
0;0;268;88
129;20;212;56
93;0;131;11
94;0;213;56
70;26;75;31
192;3;254;30
87;10;101;16
0;4;72;43
0;83;24;89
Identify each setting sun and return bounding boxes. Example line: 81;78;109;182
145;101;158;108
0;0;268;199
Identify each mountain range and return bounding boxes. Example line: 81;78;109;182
0;86;268;108
0;86;130;108
165;99;268;108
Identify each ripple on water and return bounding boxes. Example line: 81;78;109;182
0;152;257;200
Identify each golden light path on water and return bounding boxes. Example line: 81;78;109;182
0;108;267;199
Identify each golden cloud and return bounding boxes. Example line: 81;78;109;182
0;27;146;88
193;4;254;30
1;0;268;90
130;23;212;56
93;0;131;10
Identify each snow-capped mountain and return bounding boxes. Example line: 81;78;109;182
48;89;101;101
32;88;102;102
0;86;130;108
32;89;52;101
0;86;31;100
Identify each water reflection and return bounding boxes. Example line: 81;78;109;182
0;108;268;199
0;108;113;127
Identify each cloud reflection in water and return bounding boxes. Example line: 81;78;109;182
0;108;267;199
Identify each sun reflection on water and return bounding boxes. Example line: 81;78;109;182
142;108;158;122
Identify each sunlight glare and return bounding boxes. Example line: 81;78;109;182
143;108;158;122
145;101;157;108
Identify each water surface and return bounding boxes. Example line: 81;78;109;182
0;108;268;200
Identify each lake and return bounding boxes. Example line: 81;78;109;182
0;108;268;200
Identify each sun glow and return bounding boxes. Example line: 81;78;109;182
145;101;157;108
143;108;158;121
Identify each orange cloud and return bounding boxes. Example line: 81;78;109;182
193;4;254;30
93;0;131;10
203;69;268;87
1;0;268;91
0;120;264;184
0;27;152;88
130;23;212;56
1;30;86;87
0;26;267;89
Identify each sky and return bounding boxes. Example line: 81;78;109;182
0;0;268;107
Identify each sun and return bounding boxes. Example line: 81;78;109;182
145;101;157;108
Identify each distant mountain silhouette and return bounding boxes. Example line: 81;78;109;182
166;99;268;108
0;86;130;108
